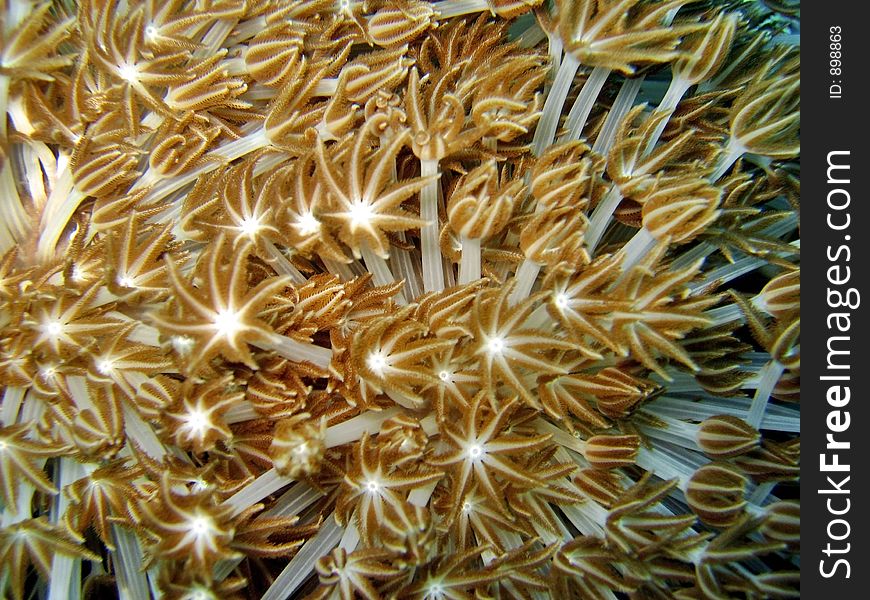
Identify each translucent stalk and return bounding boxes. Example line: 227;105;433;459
35;160;77;261
215;484;327;582
532;53;581;156
323;407;403;447
322;258;356;281
0;160;29;251
314;79;339;96
1;386;24;425
0;72;10;140
262;239;307;284
197;18;238;57
636;446;694;490
710;137;746;181
140;129;270;209
593;76;644;155
547;33;563;77
524;304;554;330
584;185;623;254
515;21;547;49
224;468;293;516
254;333;332;369
1;479;34;526
458;236;481;285
339;521;360;551
746;360;786;429
642;442;768;525
530;508;568;545
634;413;700;450
408;481;438;507
420;159;444;292
225;16;267;45
671;241;718;272
20;141;51;211
392;232;423;300
676;211;797;274
361;243;406;304
690;255;765;294
642;77;692;156
224;401;259;424
618;228;659;273
533;419;586;455
705;302;745;327
420;414;438;436
646;396;799;432
654;369;767;393
507;258;541;306
264;484;325;518
748;481;776;505
225;408;411;516
261;514;343;600
244;84;278;102
432;0;490;18
67;376;93;412
120;401;167;458
49;458;83;600
110;526;151;600
560;66;611;142
553;450;608;533
691;239;799;295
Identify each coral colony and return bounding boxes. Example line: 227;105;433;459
0;0;799;598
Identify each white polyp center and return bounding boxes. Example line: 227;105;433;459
0;441;7;451
118;62;139;83
213;308;243;337
426;582;445;599
467;444;483;459
171;335;195;355
117;274;137;288
554;293;570;309
365;480;381;494
349;199;375;228
96;359;115;375
189;515;214;538
45;321;63;336
185;408;209;435
438;370;451;382
238;216;262;236
296;212;320;236
189;588;212;600
462;500;473;513
40;364;57;378
144;25;159;40
366;351;388;376
70;265;85;282
486;337;504;355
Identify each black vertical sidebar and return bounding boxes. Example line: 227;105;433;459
802;2;868;596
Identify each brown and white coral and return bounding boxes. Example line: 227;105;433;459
0;0;799;599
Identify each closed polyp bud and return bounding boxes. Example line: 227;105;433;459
641;180;720;243
270;413;326;478
519;206;588;266
696;415;760;458
686;462;747;528
584;434;640;469
761;501;800;545
448;162;519;239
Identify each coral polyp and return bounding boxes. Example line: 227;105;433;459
0;0;799;598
